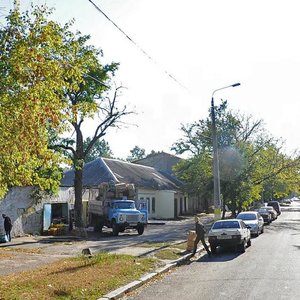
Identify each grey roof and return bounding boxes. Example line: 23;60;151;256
61;158;181;190
133;152;184;187
133;151;182;175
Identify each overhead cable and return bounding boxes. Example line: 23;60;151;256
87;0;188;91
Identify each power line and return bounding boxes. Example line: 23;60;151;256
87;0;188;91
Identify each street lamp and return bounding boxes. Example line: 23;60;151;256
211;83;240;220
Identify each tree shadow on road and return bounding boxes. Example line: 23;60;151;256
266;220;300;233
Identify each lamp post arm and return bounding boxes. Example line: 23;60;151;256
212;83;240;98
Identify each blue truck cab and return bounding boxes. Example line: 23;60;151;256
108;199;147;236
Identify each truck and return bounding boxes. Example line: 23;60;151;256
88;182;148;236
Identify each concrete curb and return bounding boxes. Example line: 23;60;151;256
99;247;203;300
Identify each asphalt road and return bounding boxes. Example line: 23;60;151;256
123;202;300;300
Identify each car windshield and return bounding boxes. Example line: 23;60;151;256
212;221;240;229
259;208;268;213
237;213;256;220
264;207;274;211
114;202;135;209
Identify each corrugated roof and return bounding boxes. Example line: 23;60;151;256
103;158;180;190
60;158;115;187
61;158;180;190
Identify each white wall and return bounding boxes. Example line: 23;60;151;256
0;186;74;237
137;188;175;219
156;190;175;219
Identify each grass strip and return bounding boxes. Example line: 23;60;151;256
0;252;159;300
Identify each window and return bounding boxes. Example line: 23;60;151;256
151;197;156;213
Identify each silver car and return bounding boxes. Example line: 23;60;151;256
236;211;264;236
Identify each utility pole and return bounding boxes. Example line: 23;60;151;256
211;83;240;220
14;0;20;11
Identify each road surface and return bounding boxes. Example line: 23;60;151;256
123;202;300;300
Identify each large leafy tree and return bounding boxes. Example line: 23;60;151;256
0;6;70;198
0;6;132;230
172;101;300;217
49;23;131;229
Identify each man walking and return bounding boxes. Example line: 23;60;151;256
2;214;12;242
193;215;211;256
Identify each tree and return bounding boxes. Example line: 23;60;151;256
0;6;132;230
0;6;70;198
83;138;113;162
48;26;131;229
127;146;146;161
172;101;300;217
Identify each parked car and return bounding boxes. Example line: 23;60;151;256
258;207;272;224
267;201;281;215
263;206;278;221
236;211;264;236
281;199;292;206
208;219;251;254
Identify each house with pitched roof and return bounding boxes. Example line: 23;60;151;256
132;151;189;215
61;157;187;224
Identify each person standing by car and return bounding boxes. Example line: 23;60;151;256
2;214;12;242
192;216;211;256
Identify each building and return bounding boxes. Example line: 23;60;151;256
61;157;187;222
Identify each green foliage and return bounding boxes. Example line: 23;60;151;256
84;138;113;162
173;101;300;216
0;6;70;197
127;145;146;161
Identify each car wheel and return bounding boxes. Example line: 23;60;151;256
247;238;251;247
261;226;264;234
238;240;246;253
210;244;217;254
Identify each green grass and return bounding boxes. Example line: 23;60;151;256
154;248;183;260
0;252;159;300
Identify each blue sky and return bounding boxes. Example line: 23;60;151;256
1;0;299;159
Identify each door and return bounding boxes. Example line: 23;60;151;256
43;204;52;231
138;201;149;223
174;198;178;218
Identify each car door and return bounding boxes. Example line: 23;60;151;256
240;221;248;240
257;213;264;230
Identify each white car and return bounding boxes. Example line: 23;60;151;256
208;219;251;254
236;211;264;236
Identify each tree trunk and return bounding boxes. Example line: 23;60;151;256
74;166;84;229
73;123;85;231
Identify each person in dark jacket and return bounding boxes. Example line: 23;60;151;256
2;214;12;242
193;216;211;255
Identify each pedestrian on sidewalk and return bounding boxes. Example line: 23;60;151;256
2;214;12;242
192;215;211;256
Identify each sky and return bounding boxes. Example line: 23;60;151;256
1;0;300;159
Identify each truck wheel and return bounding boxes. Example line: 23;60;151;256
112;221;119;236
137;225;144;235
119;227;125;233
94;223;103;233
